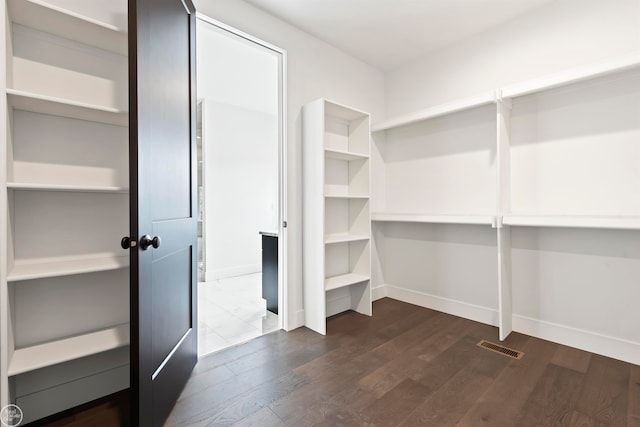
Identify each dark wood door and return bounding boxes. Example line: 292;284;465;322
129;0;197;425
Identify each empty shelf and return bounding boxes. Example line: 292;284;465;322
7;182;128;193
325;273;370;291
324;234;370;244
501;52;640;98
502;214;640;230
8;0;127;55
324;148;369;161
372;91;496;132
371;212;496;226
8;323;130;376
324;194;369;199
8;254;129;282
7;89;128;127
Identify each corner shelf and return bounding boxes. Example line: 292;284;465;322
371;212;496;226
325;273;370;292
7;183;128;194
7;89;128;127
8;254;129;282
7;0;127;55
8;323;130;376
371;91;496;132
501;214;640;230
324;233;370;244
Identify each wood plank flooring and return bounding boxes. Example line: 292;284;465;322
30;298;639;426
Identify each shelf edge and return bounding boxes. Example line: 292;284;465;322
371;213;495;226
502;214;640;230
372;91;496;132
7;182;129;193
8;324;130;376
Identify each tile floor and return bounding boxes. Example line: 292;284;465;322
197;273;279;357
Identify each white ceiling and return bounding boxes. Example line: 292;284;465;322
243;0;557;71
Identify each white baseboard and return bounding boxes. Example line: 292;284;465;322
372;285;388;301
326;293;352;318
383;284;499;327
512;314;640;366
375;284;640;365
290;309;305;331
206;263;261;281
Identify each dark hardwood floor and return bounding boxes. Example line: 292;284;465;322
32;298;640;426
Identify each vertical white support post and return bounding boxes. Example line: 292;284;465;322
1;0;9;408
302;99;327;335
496;93;513;341
369;130;386;301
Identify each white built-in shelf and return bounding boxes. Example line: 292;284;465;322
324;194;369;199
371;212;496;226
372;52;640;133
7;182;128;194
8;254;129;282
371;91;496;132
501;214;640;230
7;89;128;127
324;148;369;161
324;233;370;244
324;99;369;122
325;273;370;292
501;52;640;98
7;0;127;55
8;323;130;376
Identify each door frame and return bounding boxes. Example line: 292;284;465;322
195;14;289;331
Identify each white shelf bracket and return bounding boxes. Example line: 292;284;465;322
495;90;513;109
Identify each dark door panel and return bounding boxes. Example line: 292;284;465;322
129;0;197;425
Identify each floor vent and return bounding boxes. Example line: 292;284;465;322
477;340;524;360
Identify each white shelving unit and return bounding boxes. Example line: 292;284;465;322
1;1;130;422
370;53;640;365
303;99;372;335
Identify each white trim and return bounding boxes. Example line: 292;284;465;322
0;0;8;406
512;315;640;366
325;292;352;318
279;49;289;332
384;284;499;327
371;285;388;301
291;310;305;331
195;13;286;55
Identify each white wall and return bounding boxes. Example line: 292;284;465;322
193;0;385;329
197;22;280;280
385;0;640;117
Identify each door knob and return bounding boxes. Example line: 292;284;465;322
140;235;161;250
121;236;131;250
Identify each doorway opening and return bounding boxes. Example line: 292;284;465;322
195;15;287;357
